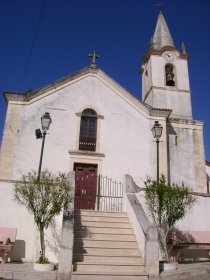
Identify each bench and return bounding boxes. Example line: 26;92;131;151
0;227;17;263
168;230;210;262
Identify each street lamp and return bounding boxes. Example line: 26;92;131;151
151;121;163;183
35;112;52;178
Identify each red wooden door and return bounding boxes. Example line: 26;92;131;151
74;164;97;210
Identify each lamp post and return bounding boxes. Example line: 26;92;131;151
151;121;163;183
35;112;52;178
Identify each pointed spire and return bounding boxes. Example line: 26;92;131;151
152;11;175;50
150;37;155;50
181;42;187;54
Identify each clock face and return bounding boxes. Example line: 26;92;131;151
162;51;176;62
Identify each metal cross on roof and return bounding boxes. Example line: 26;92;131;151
88;51;100;68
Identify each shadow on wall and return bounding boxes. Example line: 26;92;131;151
10;240;25;262
45;220;62;258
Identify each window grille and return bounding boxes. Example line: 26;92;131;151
79;109;97;151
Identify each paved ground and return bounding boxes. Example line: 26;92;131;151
150;262;210;280
0;263;57;280
0;262;210;280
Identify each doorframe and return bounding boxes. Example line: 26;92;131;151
70;154;103;175
74;163;98;210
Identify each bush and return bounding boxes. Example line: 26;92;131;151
14;170;73;261
145;175;196;262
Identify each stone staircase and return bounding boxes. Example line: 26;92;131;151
71;210;148;280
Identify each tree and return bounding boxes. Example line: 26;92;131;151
14;170;72;262
144;175;196;262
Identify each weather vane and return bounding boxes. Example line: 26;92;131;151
155;1;163;12
88;51;100;68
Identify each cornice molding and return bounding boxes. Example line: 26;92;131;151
69;150;105;158
168;118;204;126
140;47;190;73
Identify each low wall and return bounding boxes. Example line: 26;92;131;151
58;171;75;280
125;175;159;275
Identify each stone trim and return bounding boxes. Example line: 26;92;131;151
168;118;204;126
75;112;104;119
0;179;22;183
69;150;105;158
143;85;191;103
150;108;172;118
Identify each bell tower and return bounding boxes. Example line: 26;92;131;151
141;12;192;120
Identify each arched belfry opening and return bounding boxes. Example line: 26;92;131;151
165;63;175;87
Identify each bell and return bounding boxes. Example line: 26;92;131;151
166;73;175;86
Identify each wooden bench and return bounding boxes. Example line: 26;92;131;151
0;227;17;263
168;230;210;262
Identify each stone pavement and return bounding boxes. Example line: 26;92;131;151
0;262;210;280
150;262;210;280
0;263;57;280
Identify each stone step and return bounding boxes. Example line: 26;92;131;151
71;271;148;280
74;239;138;248
74;220;131;228
73;247;140;255
73;254;144;264
74;226;133;234
73;262;145;273
74;210;128;217
74;232;136;240
74;215;129;223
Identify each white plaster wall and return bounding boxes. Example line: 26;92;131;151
168;126;196;189
150;56;164;88
177;196;210;231
175;59;190;91
168;124;206;192
0;76;161;262
150;55;190;91
11;76;157;187
0;182;37;262
144;55;192;119
206;164;210;177
206;164;210;190
0;181;63;263
147;88;192;119
142;59;153;100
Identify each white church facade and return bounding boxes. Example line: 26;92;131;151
0;12;210;276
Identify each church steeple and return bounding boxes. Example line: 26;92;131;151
152;11;175;50
141;12;192;120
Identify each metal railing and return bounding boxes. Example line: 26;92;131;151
74;174;123;212
97;175;123;212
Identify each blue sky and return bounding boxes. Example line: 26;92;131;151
0;0;210;160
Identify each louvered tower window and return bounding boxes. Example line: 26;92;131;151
79;109;97;151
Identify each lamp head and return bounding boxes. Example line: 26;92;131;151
41;112;52;132
151;121;163;139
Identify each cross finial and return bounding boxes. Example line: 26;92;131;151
88;51;100;68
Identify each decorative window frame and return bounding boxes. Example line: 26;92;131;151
75;106;104;154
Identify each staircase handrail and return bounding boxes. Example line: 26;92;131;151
125;174;159;275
